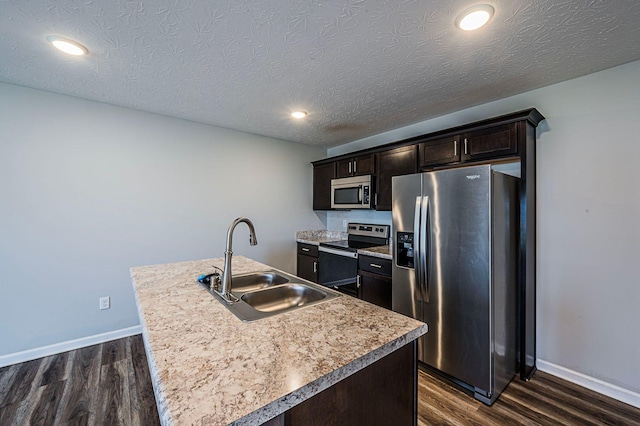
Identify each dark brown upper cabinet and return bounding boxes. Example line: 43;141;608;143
418;135;461;169
462;123;517;162
313;162;335;210
376;145;417;211
336;154;375;178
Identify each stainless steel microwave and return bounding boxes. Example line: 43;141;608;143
331;175;372;209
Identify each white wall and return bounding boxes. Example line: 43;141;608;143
329;61;640;398
0;82;326;357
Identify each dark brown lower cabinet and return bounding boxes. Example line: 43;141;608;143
297;254;317;282
358;255;393;310
274;340;417;426
359;271;392;310
297;243;319;283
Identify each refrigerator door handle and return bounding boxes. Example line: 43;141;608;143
420;195;429;303
414;196;423;303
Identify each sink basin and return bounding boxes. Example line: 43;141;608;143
241;283;327;313
200;269;341;322
231;271;289;293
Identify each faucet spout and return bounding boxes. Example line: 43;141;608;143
217;217;258;303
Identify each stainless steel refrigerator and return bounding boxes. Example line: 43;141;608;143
392;164;518;405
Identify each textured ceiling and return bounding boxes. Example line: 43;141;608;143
1;1;640;147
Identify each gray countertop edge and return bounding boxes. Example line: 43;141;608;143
231;324;427;425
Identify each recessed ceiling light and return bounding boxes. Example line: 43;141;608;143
47;36;88;56
455;4;495;31
291;111;308;119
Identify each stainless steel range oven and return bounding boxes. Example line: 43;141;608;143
318;223;390;296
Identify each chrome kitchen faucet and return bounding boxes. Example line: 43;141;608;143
216;217;258;303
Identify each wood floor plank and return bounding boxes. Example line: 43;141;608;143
29;379;66;426
129;335;160;426
0;357;43;408
125;338;141;426
39;352;69;386
531;371;640;423
418;373;486;425
54;343;102;426
0;364;19;405
97;359;131;425
101;338;127;366
419;368;640;426
0;401;22;425
131;334;160;425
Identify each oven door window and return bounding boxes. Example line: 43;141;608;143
318;251;357;287
334;186;361;205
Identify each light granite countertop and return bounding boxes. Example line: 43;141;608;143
358;244;392;260
295;230;346;246
131;256;427;425
295;230;392;260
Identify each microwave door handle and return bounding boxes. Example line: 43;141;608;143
358;185;363;203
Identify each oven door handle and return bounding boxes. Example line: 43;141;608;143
319;246;358;259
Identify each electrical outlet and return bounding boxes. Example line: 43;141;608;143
99;296;110;310
343;220;347;228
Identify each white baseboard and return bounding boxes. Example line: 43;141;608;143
537;359;640;409
0;325;142;368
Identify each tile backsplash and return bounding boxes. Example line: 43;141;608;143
326;210;392;232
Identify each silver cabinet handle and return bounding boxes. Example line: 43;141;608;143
313;261;317;273
356;274;361;288
464;138;468;155
370;263;382;269
348;161;352;174
353;160;357;173
374;193;378;206
302;247;310;252
319;246;358;258
454;140;457;156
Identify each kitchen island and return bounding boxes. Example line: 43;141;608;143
131;256;427;425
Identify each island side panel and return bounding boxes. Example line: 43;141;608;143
282;340;417;426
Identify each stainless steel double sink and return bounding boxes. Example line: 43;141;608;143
199;270;341;322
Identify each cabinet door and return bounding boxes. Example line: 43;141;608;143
336;159;354;178
353;154;375;176
376;146;417;211
359;271;392;310
313;162;335;210
336;154;376;178
419;135;461;168
297;254;318;283
462;123;517;161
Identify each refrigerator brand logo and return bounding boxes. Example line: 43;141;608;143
466;174;481;180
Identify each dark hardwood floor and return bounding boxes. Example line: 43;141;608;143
1;336;639;425
418;369;640;426
0;335;160;426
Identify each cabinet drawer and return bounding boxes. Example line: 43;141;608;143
297;243;319;257
358;255;392;277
